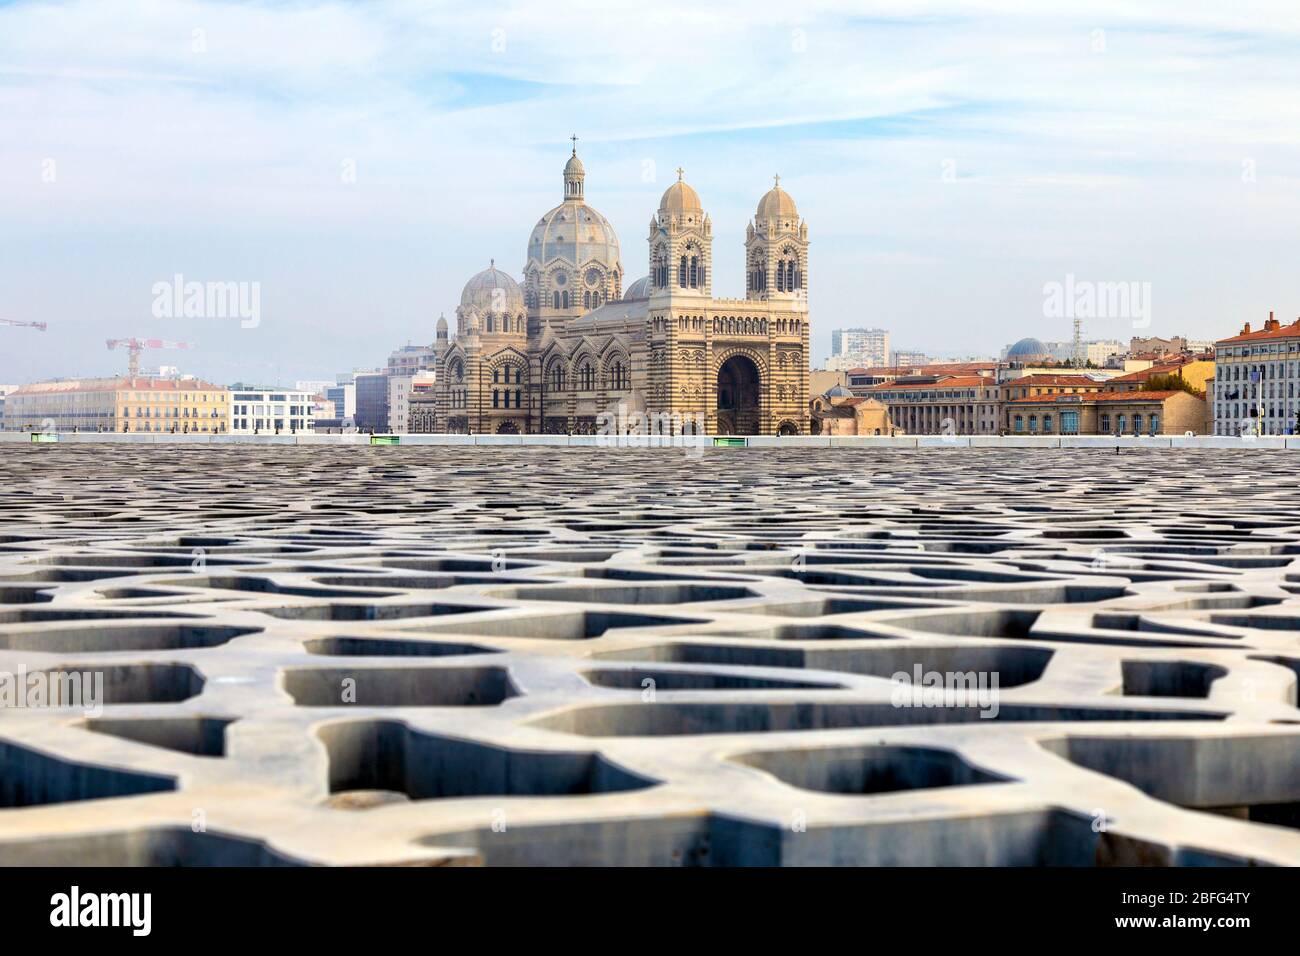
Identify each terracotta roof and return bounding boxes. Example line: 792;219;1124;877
11;377;225;395
1217;318;1300;345
1007;374;1103;387
864;375;993;391
1106;364;1184;384
1009;390;1182;404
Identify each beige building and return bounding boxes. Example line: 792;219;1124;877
810;386;894;435
863;375;1001;435
4;377;229;433
1006;390;1207;435
422;148;810;436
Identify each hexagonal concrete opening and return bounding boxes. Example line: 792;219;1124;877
33;663;205;705
532;701;1225;737
84;716;235;756
0;623;261;654
580;667;846;692
1042;732;1300;831
304;636;502;657
259;601;499;622
318;720;656;802
485;583;759;605
1120;660;1227;698
411;609;708;641
732;743;1011;795
0;740;175;807
283;665;518;707
0;828;308;866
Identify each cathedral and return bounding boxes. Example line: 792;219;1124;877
413;143;810;436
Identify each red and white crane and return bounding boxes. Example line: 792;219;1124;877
0;318;47;332
106;338;193;378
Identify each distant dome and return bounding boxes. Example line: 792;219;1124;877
623;276;651;299
756;179;797;220
460;263;524;315
659;171;702;218
1007;337;1050;360
824;384;853;398
435;314;448;332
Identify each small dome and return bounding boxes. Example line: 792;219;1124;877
623;276;651;299
435;314;448;332
1007;337;1050;360
825;384;853;398
564;152;585;179
460;263;524;315
756;178;797;220
659;170;702;217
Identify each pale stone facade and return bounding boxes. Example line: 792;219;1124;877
421;148;810;435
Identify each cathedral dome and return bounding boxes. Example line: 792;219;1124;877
659;171;702;217
527;205;620;271
526;146;621;274
460;262;524;315
756;178;798;220
623;276;651;300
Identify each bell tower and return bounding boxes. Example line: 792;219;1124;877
649;168;712;299
746;174;808;305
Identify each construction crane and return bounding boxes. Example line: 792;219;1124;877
106;338;193;378
0;319;47;331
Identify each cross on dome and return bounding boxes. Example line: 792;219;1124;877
676;167;684;181
570;134;578;155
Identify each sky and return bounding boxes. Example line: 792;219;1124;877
1;0;1298;385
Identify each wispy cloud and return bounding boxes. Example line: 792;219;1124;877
1;0;1297;381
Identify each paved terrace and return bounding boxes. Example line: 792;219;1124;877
0;445;1299;865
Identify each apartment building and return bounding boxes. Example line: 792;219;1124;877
1213;313;1300;436
4;377;229;433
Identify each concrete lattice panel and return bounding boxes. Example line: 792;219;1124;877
2;446;1300;866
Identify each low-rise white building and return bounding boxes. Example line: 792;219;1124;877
228;387;316;434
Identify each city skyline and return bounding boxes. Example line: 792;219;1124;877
2;1;1298;385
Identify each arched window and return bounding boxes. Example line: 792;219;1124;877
579;362;594;390
678;257;688;287
689;257;699;288
553;291;560;309
562;290;570;309
549;363;565;391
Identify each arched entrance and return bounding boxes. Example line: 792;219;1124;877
497;420;520;434
716;354;761;435
777;420;799;436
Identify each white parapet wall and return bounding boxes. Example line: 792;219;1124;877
1;431;1295;449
